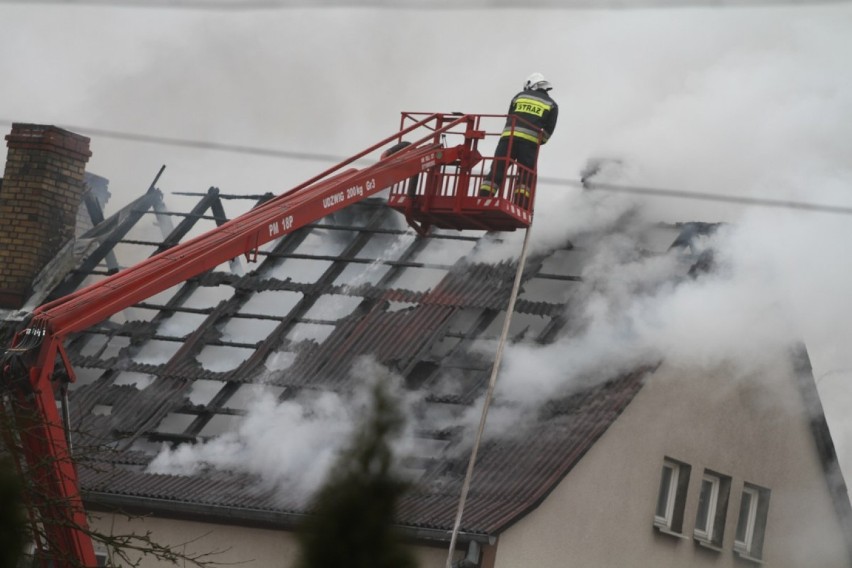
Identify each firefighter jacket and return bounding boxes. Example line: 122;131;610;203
501;88;558;145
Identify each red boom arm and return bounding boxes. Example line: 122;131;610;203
2;113;496;567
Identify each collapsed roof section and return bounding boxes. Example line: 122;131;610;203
49;183;679;539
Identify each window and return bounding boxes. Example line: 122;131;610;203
654;457;691;534
694;470;731;548
18;544;106;567
734;483;771;561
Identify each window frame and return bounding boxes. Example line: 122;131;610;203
654;457;691;535
19;544;107;567
734;483;770;561
695;475;719;539
693;470;731;548
655;461;678;525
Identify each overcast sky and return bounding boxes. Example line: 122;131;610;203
2;1;852;482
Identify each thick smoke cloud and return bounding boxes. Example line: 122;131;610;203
148;387;355;495
148;357;416;497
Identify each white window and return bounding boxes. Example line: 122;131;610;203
21;544;107;567
694;470;731;547
734;483;771;561
654;457;691;534
94;543;109;567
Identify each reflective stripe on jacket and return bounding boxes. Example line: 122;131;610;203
501;89;558;144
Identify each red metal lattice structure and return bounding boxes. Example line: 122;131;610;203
0;112;543;567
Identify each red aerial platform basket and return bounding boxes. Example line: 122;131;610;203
385;112;541;235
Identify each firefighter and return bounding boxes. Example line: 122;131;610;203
479;72;558;207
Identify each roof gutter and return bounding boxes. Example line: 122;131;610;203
83;492;496;547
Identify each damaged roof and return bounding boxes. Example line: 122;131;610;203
42;181;679;540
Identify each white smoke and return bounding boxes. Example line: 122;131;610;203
148;356;415;497
148;388;353;495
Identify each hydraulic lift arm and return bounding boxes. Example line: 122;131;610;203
0;112;537;567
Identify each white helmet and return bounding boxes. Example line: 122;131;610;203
524;72;552;91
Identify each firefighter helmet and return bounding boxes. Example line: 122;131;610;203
524;72;552;91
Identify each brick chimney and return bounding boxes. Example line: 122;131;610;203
0;124;91;309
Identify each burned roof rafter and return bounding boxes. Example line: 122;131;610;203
51;187;173;300
46;184;633;539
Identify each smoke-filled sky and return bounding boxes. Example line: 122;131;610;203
2;2;852;492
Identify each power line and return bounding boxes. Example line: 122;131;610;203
0;120;348;164
0;0;281;8
2;119;851;217
542;177;852;217
76;124;350;164
0;0;848;8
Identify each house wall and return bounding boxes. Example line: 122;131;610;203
86;359;849;567
492;360;851;568
87;514;458;568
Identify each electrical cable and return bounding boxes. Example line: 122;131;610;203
541;177;852;217
0;120;349;164
0;0;848;8
2;120;850;216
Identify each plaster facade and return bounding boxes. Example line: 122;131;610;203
493;360;850;567
85;358;850;567
87;514;459;568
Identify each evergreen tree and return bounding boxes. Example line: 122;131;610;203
0;458;26;568
294;377;417;568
